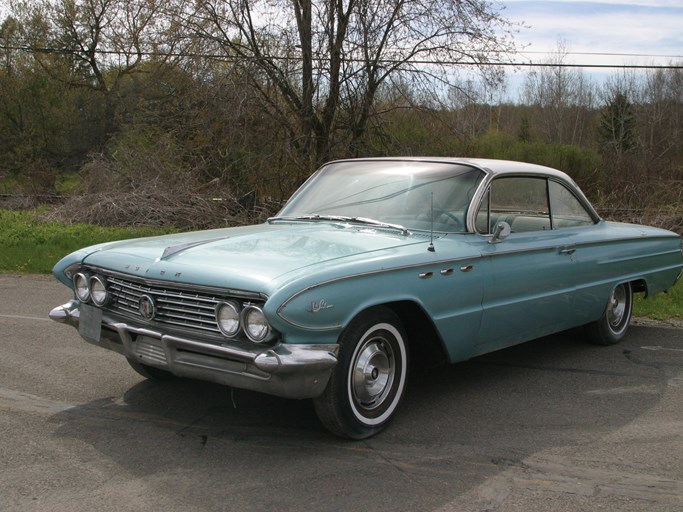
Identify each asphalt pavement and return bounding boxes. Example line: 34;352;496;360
1;273;682;512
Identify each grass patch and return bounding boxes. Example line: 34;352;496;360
55;172;83;194
634;278;683;321
0;209;176;274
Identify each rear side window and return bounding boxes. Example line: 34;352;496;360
475;176;595;234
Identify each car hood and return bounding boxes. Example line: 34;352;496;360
77;223;430;292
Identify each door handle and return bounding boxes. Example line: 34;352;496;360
559;247;576;255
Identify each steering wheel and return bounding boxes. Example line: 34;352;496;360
433;207;461;227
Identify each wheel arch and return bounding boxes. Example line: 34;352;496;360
376;300;449;370
630;277;648;296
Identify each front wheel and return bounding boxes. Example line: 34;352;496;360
314;307;409;439
586;282;633;345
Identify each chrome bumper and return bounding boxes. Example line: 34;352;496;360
49;300;339;399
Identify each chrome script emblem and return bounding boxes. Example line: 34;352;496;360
310;299;334;313
139;294;157;320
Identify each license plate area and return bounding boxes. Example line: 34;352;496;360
79;303;102;343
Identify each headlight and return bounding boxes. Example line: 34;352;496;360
216;301;241;337
89;276;109;306
242;305;270;343
74;273;90;302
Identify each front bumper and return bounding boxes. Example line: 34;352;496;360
49;300;339;399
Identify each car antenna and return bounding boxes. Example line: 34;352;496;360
428;192;435;252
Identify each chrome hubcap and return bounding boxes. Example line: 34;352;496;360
607;285;627;329
351;337;394;411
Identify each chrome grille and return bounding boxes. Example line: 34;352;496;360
104;275;253;335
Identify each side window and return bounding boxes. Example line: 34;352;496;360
476;177;551;233
549;181;595;228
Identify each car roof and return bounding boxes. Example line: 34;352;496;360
328;157;573;182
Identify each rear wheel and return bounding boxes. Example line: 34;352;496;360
586;282;633;345
314;307;409;439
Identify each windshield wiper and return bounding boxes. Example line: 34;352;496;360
268;215;410;235
348;217;410;235
268;214;353;223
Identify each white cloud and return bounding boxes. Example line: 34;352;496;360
501;1;683;65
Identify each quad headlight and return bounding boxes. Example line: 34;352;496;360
72;272;108;306
89;275;109;306
242;305;270;343
74;273;90;302
216;301;241;337
215;301;271;343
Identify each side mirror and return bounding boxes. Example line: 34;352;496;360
489;221;511;244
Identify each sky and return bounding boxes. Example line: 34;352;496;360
500;0;683;67
0;0;679;96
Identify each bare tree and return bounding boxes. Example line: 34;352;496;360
16;0;168;88
641;67;683;165
447;77;509;143
179;0;518;180
13;0;173;133
521;42;595;146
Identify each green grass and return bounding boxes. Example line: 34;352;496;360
0;210;175;273
634;278;683;321
54;172;83;194
1;209;681;321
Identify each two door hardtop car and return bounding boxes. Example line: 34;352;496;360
50;157;683;439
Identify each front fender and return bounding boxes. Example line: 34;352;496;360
273;266;432;335
270;253;485;363
52;243;117;288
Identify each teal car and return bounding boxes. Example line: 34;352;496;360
50;158;683;439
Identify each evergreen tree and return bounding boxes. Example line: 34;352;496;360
599;91;636;156
517;113;531;143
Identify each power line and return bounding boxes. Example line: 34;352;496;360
493;61;683;70
520;50;683;59
0;43;682;70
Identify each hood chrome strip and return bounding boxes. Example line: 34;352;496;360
160;237;230;260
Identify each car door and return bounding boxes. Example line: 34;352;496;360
473;176;579;354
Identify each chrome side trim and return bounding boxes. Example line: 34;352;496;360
277;231;683;330
276;254;482;328
477;235;683;261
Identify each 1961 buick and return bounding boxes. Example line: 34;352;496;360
49;158;683;438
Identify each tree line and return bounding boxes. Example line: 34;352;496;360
0;0;681;230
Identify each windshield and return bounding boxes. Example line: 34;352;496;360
276;160;484;232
